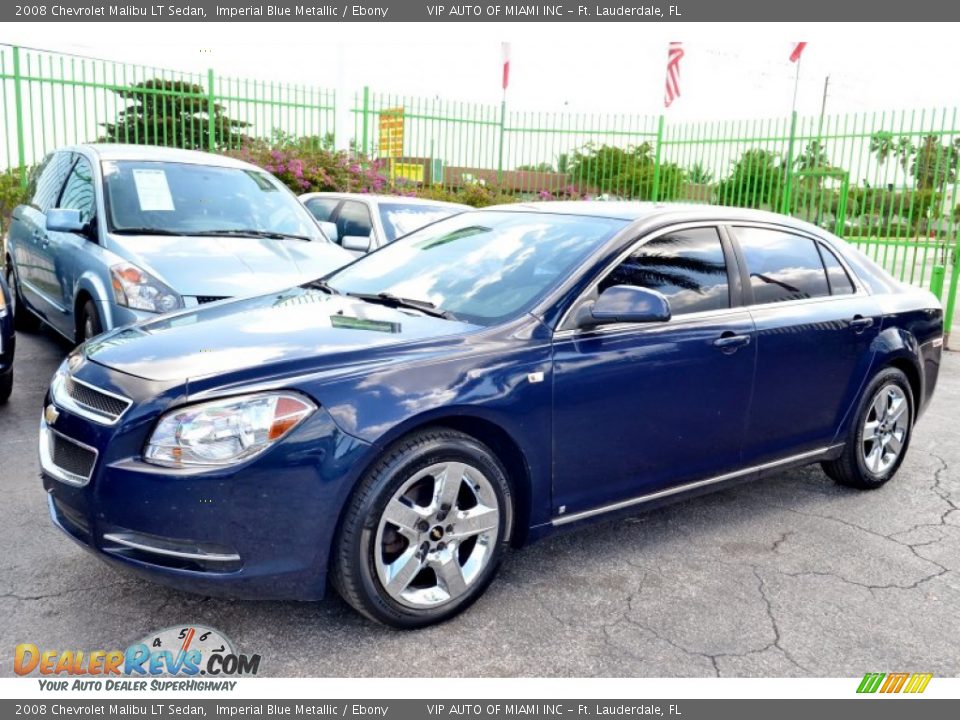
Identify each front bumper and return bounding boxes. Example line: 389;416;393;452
40;360;371;601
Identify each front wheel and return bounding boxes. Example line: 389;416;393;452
76;299;103;344
332;428;513;628
822;367;913;489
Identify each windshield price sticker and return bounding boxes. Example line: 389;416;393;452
132;169;175;211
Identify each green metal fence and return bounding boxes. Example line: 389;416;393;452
2;43;958;340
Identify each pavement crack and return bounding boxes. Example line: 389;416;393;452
750;567;810;674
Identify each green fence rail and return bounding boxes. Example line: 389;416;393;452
2;44;959;341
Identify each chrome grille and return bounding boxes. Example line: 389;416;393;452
63;375;130;421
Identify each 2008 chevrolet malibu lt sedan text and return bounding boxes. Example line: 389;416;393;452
40;203;943;628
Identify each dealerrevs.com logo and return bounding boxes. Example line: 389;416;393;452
15;625;260;689
857;673;933;694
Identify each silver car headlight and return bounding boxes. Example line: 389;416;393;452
110;262;182;313
144;392;317;468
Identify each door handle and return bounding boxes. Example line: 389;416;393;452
849;315;875;333
713;332;751;353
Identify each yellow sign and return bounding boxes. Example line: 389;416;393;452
378;107;405;158
393;162;424;183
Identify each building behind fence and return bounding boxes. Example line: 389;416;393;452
2;43;958;337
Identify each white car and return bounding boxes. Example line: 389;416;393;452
299;192;470;256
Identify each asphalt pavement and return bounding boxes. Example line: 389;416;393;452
1;328;958;677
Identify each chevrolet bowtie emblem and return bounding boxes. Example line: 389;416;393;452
44;404;60;426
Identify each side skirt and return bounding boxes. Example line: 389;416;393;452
549;443;845;529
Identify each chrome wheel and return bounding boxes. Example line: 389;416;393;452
861;384;909;475
374;461;500;609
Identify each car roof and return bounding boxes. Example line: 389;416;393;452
299;191;470;210
65;143;258;171
485;201;839;237
485;201;805;224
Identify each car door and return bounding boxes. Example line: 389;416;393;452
14;152;74;317
40;154;98;337
551;225;757;517
729;225;883;465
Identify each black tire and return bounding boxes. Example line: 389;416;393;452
5;261;40;332
331;427;513;628
0;369;11;404
822;367;914;490
76;298;103;344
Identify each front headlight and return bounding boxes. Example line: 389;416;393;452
110;262;182;313
144;392;317;468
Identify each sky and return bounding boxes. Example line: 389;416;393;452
5;22;960;122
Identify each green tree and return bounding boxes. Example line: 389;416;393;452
566;142;684;200
101;79;250;151
686;163;714;185
515;162;556;172
869;132;960;191
716;149;783;209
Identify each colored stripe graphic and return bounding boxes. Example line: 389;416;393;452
857;672;931;694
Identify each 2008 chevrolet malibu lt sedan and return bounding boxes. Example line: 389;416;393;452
40;203;943;628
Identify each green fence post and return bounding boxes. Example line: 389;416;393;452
497;96;506;184
361;86;370;156
206;68;215;151
12;46;27;187
944;233;960;350
930;265;945;299
780;111;798;215
651;114;665;201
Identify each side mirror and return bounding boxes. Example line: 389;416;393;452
577;285;671;327
317;221;339;243
342;235;372;253
46;208;85;233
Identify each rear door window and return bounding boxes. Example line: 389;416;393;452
818;243;856;296
734;227;830;304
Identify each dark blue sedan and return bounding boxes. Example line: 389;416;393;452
40;203;943;627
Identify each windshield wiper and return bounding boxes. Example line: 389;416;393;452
347;292;457;320
112;227;190;236
192;229;313;242
302;279;341;295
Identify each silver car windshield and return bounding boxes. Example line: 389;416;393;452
327;210;627;326
102;160;323;240
378;203;464;243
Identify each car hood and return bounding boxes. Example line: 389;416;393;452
108;234;353;298
83;288;481;383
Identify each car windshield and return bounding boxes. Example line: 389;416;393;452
378;203;465;243
327;210;627;325
102;160;324;240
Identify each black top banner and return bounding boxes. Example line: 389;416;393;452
4;0;957;22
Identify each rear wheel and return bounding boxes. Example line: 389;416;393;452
76;299;103;344
5;262;40;332
332;428;513;628
822;367;913;489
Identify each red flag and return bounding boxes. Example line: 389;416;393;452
790;42;807;63
664;42;684;108
501;42;511;91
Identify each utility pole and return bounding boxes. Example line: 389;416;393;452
817;75;830;138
